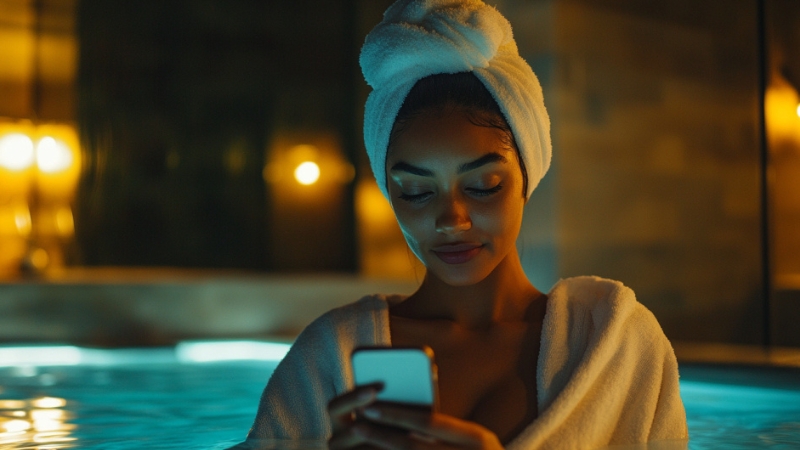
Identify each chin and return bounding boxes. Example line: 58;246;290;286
427;260;494;287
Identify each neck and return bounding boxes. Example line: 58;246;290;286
397;249;543;328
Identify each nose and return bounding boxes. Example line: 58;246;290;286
435;194;472;235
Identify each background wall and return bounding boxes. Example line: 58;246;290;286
766;0;800;347
1;0;799;347
503;0;764;344
75;0;360;271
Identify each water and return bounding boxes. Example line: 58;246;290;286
0;360;275;449
0;347;799;449
679;365;800;449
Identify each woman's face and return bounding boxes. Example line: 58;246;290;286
386;108;526;287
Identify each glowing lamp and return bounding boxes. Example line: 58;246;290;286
294;161;320;185
0;133;74;173
36;137;73;173
0;123;81;275
0;133;35;171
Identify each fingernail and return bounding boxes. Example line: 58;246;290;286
363;407;380;419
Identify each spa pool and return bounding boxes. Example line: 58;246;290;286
0;343;799;449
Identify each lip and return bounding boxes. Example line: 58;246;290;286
431;242;483;265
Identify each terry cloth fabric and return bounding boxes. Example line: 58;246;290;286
360;0;552;200
246;276;688;448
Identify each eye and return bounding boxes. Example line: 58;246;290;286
467;184;503;197
399;192;433;204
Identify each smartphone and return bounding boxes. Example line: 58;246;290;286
351;346;439;411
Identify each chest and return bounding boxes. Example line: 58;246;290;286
389;319;542;444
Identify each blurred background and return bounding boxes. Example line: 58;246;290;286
0;0;798;350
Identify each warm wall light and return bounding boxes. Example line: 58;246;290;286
766;75;800;143
0;122;81;277
36;137;73;173
0;133;72;173
0;132;74;174
294;161;320;185
0;0;80;278
264;138;354;189
796;103;800;119
0;133;35;171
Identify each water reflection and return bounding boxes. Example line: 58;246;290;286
31;398;66;409
0;396;76;448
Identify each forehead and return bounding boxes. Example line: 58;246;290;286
386;110;514;167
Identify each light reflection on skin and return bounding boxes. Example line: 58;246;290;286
0;396;76;448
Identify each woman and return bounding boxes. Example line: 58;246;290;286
247;1;688;448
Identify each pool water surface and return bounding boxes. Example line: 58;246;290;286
0;346;799;449
0;358;275;449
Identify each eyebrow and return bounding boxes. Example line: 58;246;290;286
390;152;508;177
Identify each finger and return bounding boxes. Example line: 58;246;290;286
327;422;370;450
328;420;404;450
341;421;441;450
327;383;383;432
362;405;485;447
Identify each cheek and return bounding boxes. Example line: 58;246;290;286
391;206;433;263
473;197;524;241
391;203;426;246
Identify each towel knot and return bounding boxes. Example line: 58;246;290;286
360;0;552;201
360;0;513;90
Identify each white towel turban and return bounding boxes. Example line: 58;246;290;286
360;0;552;201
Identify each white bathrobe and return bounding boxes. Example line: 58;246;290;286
247;276;688;449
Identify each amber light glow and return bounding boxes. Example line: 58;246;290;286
36;137;73;173
294;161;321;185
0;134;73;174
0;133;35;171
263;139;355;192
766;73;800;281
765;76;800;143
0;122;82;276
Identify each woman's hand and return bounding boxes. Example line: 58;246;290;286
328;383;384;448
327;385;503;450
